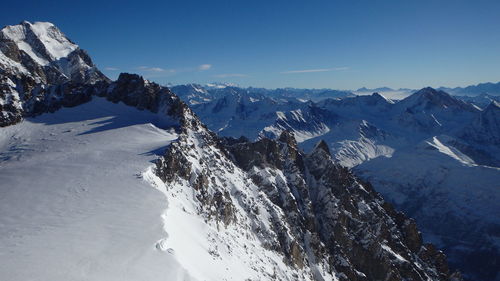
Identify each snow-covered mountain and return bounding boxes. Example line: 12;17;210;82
0;21;464;281
191;91;322;140
459;100;500;163
354;87;414;100
0;21;107;84
440;81;500;96
183;86;500;281
169;83;212;105
454;93;500;109
171;83;355;105
0;21;109;126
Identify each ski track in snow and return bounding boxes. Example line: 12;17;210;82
0;97;199;281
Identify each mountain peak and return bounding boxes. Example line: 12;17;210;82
399;87;475;111
1;20;78;64
412;87;458;101
0;20;108;85
370;92;393;103
313;139;331;155
486;100;500;111
415;86;441;96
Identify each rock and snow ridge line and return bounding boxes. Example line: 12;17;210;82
0;69;463;280
0;97;195;281
176;77;500;281
0;20;462;281
152;106;464;280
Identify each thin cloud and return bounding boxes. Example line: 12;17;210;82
135;64;211;75
104;67;119;71
198;64;212;71
281;67;349;74
213;73;248;78
138;66;168;72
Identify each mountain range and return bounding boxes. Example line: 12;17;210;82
173;84;500;281
170;81;500;107
1;21;498;281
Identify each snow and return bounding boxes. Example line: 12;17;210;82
0;97;194;281
381;244;408;263
0;48;29;75
144;126;342;280
356;136;500;224
423;136;475;165
17;40;50;65
1;21;78;66
25;21;78;61
354;90;411;100
0;96;339;281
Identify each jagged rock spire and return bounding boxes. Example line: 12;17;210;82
313;139;331;155
278;130;298;148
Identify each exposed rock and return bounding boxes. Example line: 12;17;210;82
155;114;462;280
0;20;464;281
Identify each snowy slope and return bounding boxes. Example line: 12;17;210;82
0;90;460;281
0;20;482;281
192;92;315;140
152;125;461;281
0;98;191;281
454;93;500;109
355;135;500;281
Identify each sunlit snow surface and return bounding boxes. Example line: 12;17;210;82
0;97;336;281
1;21;78;65
0;98;198;281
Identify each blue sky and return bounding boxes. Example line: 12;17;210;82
2;0;500;89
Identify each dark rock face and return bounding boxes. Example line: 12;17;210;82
0;70;109;127
155;123;462;280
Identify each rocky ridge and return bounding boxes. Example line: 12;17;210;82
154;104;463;280
0;21;463;281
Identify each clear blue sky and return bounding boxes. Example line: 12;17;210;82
2;0;500;89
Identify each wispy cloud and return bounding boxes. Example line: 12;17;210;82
198;64;212;71
138;66;170;72
104;67;119;71
281;67;349;74
213;73;248;78
135;64;212;76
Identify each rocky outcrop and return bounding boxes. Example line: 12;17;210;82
155;121;462;280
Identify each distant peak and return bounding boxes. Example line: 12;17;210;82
313;140;331;155
371;92;388;100
410;87;454;101
485;100;500;111
416;87;439;94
